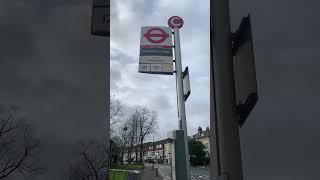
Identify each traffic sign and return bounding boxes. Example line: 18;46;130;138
168;16;184;29
140;26;172;47
139;26;173;75
144;27;170;44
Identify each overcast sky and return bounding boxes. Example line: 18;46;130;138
1;0;320;179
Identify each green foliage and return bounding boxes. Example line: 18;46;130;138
109;164;144;180
188;139;207;166
204;157;210;166
110;139;122;169
111;137;130;169
109;169;128;180
116;164;144;170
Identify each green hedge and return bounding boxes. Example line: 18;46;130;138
109;170;128;180
116;164;144;170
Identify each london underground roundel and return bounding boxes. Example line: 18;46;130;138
168;16;184;29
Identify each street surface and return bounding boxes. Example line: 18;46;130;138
154;163;210;180
142;163;162;180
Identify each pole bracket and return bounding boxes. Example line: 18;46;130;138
236;93;258;127
231;32;240;56
231;15;252;56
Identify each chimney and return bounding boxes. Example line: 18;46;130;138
198;127;203;135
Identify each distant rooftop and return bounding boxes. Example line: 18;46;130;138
191;126;210;139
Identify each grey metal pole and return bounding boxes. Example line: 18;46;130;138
210;0;243;180
173;28;190;180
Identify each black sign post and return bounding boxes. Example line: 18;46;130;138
91;0;109;37
232;14;258;126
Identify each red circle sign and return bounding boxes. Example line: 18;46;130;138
144;27;169;44
168;16;184;29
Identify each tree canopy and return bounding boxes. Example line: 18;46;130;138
188;139;207;166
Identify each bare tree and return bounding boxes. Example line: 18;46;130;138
125;114;138;164
81;140;109;180
61;161;91;180
0;105;44;179
110;96;121;128
120;106;158;164
62;139;109;180
134;106;158;164
118;125;128;164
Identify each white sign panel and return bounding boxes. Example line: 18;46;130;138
183;67;191;101
139;26;173;75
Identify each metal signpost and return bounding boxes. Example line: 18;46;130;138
168;130;187;180
169;16;191;180
138;16;191;180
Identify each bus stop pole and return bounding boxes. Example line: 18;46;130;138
173;28;191;180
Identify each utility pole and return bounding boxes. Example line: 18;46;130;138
210;0;243;179
167;15;190;180
173;27;190;180
152;136;155;170
122;127;128;164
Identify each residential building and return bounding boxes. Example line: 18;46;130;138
190;127;210;157
122;127;210;164
123;138;173;164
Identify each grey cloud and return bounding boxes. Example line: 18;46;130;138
149;94;172;111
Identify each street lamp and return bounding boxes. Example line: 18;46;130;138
122;127;128;164
152;136;155;170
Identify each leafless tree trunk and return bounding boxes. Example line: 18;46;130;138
119;106;158;164
119;125;128;164
134;106;158;164
61;162;92;180
123;112;139;164
62;139;109;180
127;118;136;164
110;95;121;137
134;115;139;163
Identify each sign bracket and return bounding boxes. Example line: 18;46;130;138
232;14;258;126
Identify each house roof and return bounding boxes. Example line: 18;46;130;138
191;127;210;140
143;138;173;147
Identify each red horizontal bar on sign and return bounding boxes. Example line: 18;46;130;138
140;45;173;48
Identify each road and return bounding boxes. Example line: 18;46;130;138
154;163;210;180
